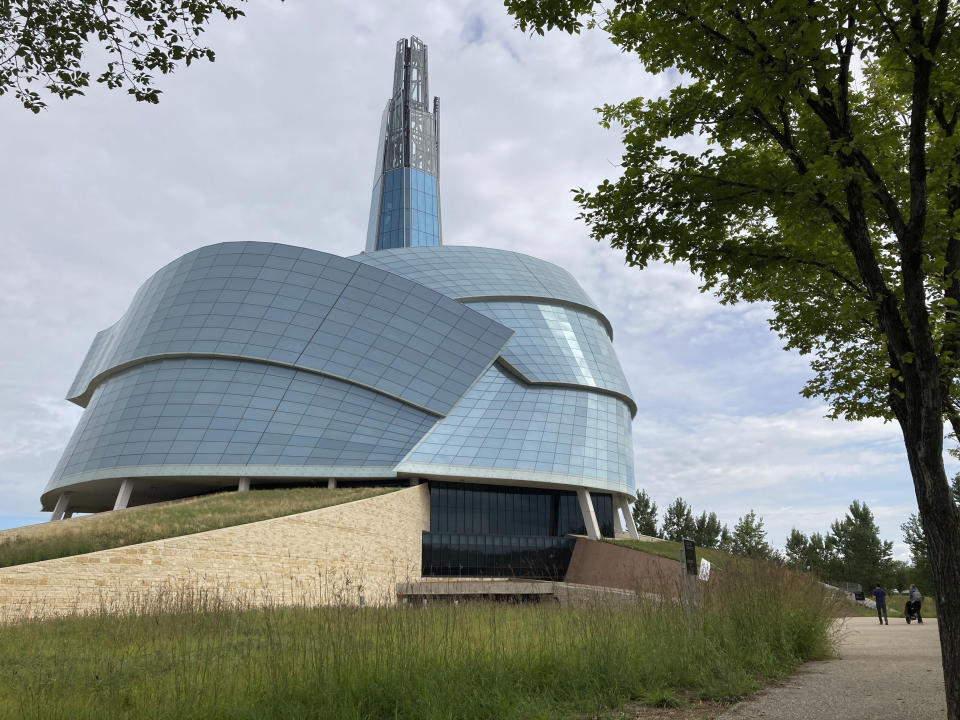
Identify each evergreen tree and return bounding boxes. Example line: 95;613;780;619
730;510;771;559
829;501;893;590
785;528;810;569
661;497;695;541
631;489;659;537
718;524;733;553
692;510;722;548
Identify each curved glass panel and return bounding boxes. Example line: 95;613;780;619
464;301;633;407
399;364;634;494
67;242;512;416
352;246;606;328
47;357;438;491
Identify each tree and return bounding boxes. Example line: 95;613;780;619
829;500;894;590
730;509;771;559
692;510;722;548
0;1;246;112
632;489;659;537
785;528;811;569
718;523;733;553
661;497;695;541
903;475;958;589
903;512;935;589
806;531;838;579
506;2;960;713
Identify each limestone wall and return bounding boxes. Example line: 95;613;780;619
0;484;429;621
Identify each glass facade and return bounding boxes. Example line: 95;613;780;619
400;363;634;494
464;301;633;408
66;242;513;417
352;245;610;335
422;534;576;580
366;36;442;251
374;168;440;250
422;481;614;578
51;357;438;482
46;242;636;517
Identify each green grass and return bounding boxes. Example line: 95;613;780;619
605;539;939;620
0;560;838;720
0;487;397;568
604;537;742;569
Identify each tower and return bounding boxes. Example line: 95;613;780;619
365;36;442;251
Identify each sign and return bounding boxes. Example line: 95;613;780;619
682;538;697;574
698;558;711;582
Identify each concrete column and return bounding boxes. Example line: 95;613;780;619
50;492;71;522
238;477;250;493
576;488;601;540
327;478;336;489
619;496;640;540
113;479;134;511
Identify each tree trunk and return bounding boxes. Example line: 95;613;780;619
900;410;960;720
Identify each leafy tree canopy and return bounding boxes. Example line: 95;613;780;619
1;1;246;111
505;1;960;710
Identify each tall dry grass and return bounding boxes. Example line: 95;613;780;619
0;558;838;720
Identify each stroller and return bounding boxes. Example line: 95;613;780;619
905;599;923;623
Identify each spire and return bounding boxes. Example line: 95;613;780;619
365;36;442;251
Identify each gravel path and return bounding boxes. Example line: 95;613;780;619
719;616;947;719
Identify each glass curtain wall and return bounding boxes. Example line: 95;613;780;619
375;168;440;250
422;481;615;579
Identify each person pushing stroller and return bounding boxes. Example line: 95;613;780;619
905;584;923;624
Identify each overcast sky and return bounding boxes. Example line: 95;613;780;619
0;1;943;558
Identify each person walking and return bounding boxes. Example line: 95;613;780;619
907;584;923;624
872;583;889;625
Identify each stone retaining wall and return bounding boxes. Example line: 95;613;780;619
0;484;429;621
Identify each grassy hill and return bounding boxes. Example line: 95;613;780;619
0;486;397;569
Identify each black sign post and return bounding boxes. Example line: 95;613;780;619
680;538;702;628
682;538;698;575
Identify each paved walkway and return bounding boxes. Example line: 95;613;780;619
719;616;947;718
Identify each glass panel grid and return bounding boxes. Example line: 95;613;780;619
405;364;634;492
67;243;512;417
49;357;438;485
465;301;632;401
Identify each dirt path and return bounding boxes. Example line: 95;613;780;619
719;616;947;719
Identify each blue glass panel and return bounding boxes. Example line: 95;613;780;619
65;243;513;417
352;246;606;329
49;357;439;485
400;363;634;493
464;301;633;405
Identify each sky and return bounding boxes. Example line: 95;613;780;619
0;1;943;558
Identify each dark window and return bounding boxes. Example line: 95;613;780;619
422;532;575;580
423;482;616;579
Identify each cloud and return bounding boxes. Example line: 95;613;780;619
0;0;938;558
461;14;485;45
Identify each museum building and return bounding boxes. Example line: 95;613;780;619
41;37;640;579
